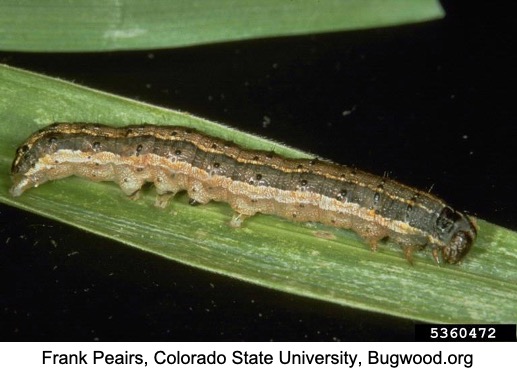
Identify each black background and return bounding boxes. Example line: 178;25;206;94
0;1;514;341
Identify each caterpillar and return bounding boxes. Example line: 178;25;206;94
10;123;477;264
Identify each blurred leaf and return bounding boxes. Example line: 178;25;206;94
1;0;444;52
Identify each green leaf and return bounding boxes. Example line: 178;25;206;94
1;64;516;324
0;0;444;52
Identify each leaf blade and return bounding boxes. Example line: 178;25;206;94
0;0;444;52
1;64;516;324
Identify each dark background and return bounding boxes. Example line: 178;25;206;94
1;1;514;341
